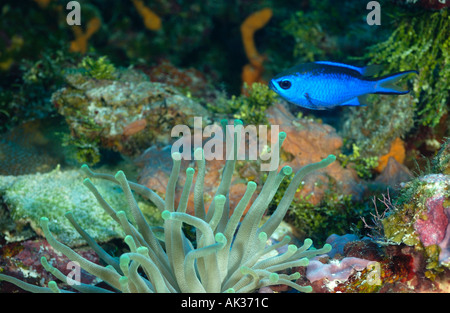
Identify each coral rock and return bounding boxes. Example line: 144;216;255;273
142;59;219;102
0;166;161;246
374;156;413;188
52;68;210;160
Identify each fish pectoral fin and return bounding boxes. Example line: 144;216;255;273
341;97;365;107
304;93;334;109
357;95;369;106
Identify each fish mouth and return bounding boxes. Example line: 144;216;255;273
268;80;276;92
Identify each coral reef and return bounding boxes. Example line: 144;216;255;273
381;174;450;269
297;232;450;293
51;65;209;164
282;140;450;293
0;121;336;293
0;0;448;296
385;175;450;269
369;139;450;275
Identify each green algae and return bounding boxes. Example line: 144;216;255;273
433;138;450;175
364;9;450;128
281;1;385;64
78;56;117;80
207;82;277;126
338;143;379;179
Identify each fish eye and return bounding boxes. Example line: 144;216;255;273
279;80;291;90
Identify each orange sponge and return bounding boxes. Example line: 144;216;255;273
70;17;101;54
132;0;162;31
375;137;405;173
241;8;272;67
240;8;272;92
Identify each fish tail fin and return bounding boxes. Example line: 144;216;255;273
374;70;418;94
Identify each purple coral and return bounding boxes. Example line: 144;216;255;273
306;257;375;283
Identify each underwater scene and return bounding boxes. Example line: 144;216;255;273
0;0;449;298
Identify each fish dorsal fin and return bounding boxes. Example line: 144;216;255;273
314;61;365;75
314;61;383;77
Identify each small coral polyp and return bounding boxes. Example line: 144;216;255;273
0;120;335;293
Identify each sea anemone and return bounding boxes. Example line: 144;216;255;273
0;120;335;293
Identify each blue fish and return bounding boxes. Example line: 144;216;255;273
269;61;418;110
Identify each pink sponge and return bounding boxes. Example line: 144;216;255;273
414;196;448;247
413;195;450;266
